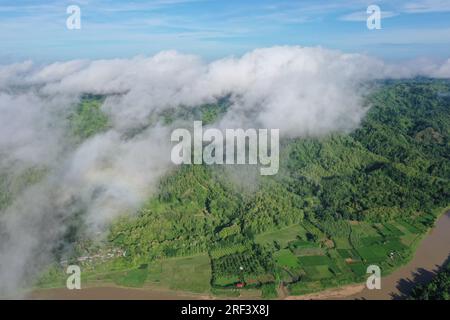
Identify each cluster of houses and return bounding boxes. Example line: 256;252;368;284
60;248;126;266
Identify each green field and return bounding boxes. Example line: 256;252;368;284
255;224;307;248
275;250;299;268
304;266;334;280
145;254;212;292
114;266;149;287
298;255;331;266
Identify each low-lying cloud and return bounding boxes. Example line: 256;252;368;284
0;46;449;297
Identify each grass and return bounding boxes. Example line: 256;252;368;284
146;254;211;293
382;222;404;236
255;224;307;248
292;247;325;256
348;262;367;277
275;249;299;268
334;237;352;249
261;283;278;299
289;239;317;249
354;223;380;236
211;288;240;297
384;239;408;252
304;266;334;280
114;266;148;287
288;280;324;295
356;245;388;262
214;275;240;286
210;243;250;259
397;220;421;233
337;249;359;260
361;236;384;246
298;255;330;266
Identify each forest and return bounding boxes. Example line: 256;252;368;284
410;261;450;300
34;79;450;298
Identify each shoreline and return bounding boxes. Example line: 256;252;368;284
29;283;214;300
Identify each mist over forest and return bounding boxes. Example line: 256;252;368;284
0;46;450;297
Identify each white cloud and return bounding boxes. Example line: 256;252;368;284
339;10;398;22
403;0;450;13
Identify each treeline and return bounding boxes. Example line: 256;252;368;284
410;261;450;300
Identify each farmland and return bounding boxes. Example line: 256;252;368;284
36;212;437;298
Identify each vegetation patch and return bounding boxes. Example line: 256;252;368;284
274;250;299;268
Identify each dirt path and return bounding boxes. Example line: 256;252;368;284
29;285;212;300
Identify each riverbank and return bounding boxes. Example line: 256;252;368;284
30;211;450;300
284;210;450;300
347;210;450;299
29;283;213;300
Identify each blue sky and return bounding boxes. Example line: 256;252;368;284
1;0;450;63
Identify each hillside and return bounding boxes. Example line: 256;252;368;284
36;79;450;298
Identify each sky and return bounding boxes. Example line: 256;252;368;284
0;0;450;63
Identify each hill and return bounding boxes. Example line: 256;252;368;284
36;79;450;298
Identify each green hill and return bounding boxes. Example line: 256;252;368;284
37;79;450;297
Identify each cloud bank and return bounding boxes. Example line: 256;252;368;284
0;46;449;297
